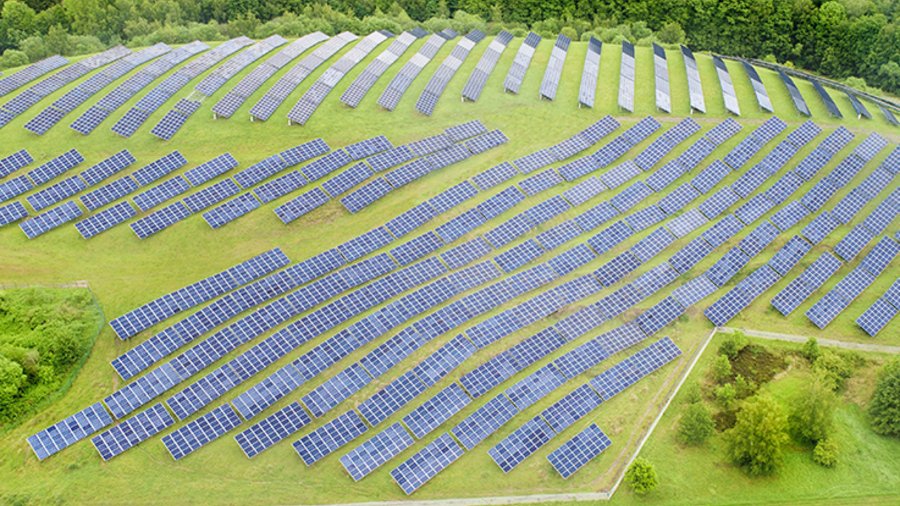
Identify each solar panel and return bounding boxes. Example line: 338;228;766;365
618;41;636;112
741;61;774;112
539;34;571;101
390;433;463;494
590;337;682;400
75;201;136;239
462;31;512;102
504;32;541;94
341;423;415;481
541;384;603;433
0;149;33;178
341;30;424;107
91;403;174;461
653;43;671;113
547;423;612;479
20;201;82;239
712;56;740;115
0;200;28;226
27;403;113;460
489;416;555;472
162;404;242;460
671;274;718;307
778;70;811;116
681;45;706;112
130;201;191;239
378;33;451;111
234;402;311;458
857;298;898;337
451;393;519;450
203;193;260;229
834;224;875;262
403;383;471;439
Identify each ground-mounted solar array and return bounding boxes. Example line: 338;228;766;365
1;29;898;506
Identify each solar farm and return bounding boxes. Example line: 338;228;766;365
0;29;898;505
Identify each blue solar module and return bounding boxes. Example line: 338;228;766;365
690;160;731;194
20;201;82;239
27;403;113;460
495;239;544;273
391;433;464;495
340;177;393;213
441;236;493;269
702;214;744;248
275;186;330;223
806;290;851;329
590;337;682;400
625;205;666;232
131;151;188;186
611;181;654;213
182;178;241;213
671;274;718;307
476;186;525;220
519;168;564;196
293;410;369;466
91;403;174;461
301;363;373;418
435;208;486;243
541;384;603;433
203;193;260;228
737;220;779;258
630;228;676;263
657;183;700;216
547;423;612;479
801;211;840;245
636;296;685;336
668;236;715;274
666;208;708;239
429;181;479;215
834;224;875;262
384;202;438;238
770;252;842;316
537;220;583;251
451;393;519;450
857;298;897;337
341;423;415;481
0;200;28;226
133;177;191;212
706;247;751;287
504;365;565;411
162;404;242;460
184;153;239;186
75;201;136;239
338;226;394;262
488;416;555;473
388;231;442;266
403;383;471;439
768;236;812;276
234;402;311;458
473;161;518;191
412;335;476;386
80;176;139;211
699;186;739;220
734;193;776;226
130;201;191;239
860;236;899;276
358;371;427;426
26;176;86;211
0;149;33;178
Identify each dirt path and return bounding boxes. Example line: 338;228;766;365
719;326;900;355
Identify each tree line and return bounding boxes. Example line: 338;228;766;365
0;0;896;94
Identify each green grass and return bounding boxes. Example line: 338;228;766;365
610;335;900;506
0;37;897;505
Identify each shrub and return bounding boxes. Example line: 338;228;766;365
657;21;685;44
682;381;702;404
715;383;737;410
0;356;27;410
624;458;658;495
813;437;839;467
678;402;715;446
789;379;836;443
869;358;900;437
712;354;733;384
725;395;789;475
1;49;29;68
734;374;757;399
801;337;820;363
719;332;749;359
560;26;577;41
814;351;854;391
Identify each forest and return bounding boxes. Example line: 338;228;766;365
0;0;897;94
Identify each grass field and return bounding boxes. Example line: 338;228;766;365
0;34;897;505
611;335;900;506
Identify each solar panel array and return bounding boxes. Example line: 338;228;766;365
503;32;541;94
212;32;329;118
539;34;571;101
0;46;131;128
150;36;288;139
416;30;486;115
27;403;112;460
462;31;513;102
0;55;68;97
845;92;872;120
25;44;171;135
742;61;774;112
91;403;174;461
288;31;392;124
546;423;612;479
249;32;358;121
70;42;209;135
681;45;706;113
162;404;242;460
652;43;670;113
808;78;842;118
857;279;900;336
112;37;254;136
378;31;456;111
341;29;427;107
107;248;289;339
618;41;636;112
578;37;602;108
713;56;740;115
779;69;811;116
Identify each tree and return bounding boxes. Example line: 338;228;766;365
712;354;733;384
789;379;836;443
718;332;748;360
678;402;715;445
624;458;658;495
715;383;737;410
1;49;29;68
657;21;685;44
814;351;853;391
0;356;27;410
725;395;789;475
801;337;820;363
869;358;900;437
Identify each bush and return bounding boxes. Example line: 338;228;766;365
789;379;836;443
734;374;757;399
678;402;715;446
725;395;789;475
718;332;749;360
869;358;900;437
712;354;733;384
801;338;820;363
560;26;577;41
715;383;737;410
0;49;29;68
0;356;27;411
813;437;839;467
814;351;854;391
624;458;658;495
682;381;702;404
657;22;685;45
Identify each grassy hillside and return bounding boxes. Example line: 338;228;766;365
0;35;896;505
